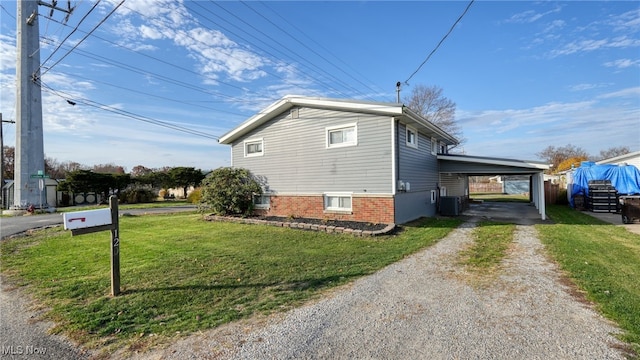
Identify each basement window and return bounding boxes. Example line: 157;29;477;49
253;194;270;209
324;193;352;212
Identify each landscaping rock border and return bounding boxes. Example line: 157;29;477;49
203;215;396;236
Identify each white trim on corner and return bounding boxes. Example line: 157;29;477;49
326;122;358;149
391;118;397;195
244;138;264;157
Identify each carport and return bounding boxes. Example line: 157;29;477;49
437;154;550;221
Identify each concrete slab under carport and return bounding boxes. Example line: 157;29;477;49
437;154;550;221
455;201;551;225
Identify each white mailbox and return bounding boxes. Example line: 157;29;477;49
63;208;113;230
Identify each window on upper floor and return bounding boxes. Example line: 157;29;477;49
244;138;264;157
440;143;447;154
431;137;438;155
406;126;418;148
326;123;357;148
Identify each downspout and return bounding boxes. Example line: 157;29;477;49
391;117;398;194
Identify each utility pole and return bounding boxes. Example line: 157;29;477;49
14;0;72;210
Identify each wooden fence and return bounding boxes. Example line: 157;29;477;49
469;183;503;193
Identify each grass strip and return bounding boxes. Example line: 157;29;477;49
537;205;640;355
458;221;516;277
0;213;461;353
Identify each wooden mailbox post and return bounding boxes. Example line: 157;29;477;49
63;195;121;296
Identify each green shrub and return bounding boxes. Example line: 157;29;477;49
199;167;262;216
119;187;156;204
187;188;202;204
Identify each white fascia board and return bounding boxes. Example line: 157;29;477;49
219;95;405;144
290;97;403;115
437;154;550;170
403;107;458;145
218;97;294;144
596;150;640;164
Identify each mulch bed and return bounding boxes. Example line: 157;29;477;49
258;216;389;232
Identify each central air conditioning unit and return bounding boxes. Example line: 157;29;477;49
440;196;461;216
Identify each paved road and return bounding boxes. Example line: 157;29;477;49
0;205;197;239
0;205;197;360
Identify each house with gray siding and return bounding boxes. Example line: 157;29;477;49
219;95;550;224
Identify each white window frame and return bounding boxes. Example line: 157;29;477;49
406;126;418;149
253;193;270;209
326;123;358;149
439;142;447;154
324;193;353;212
244;138;264;157
431;137;438;155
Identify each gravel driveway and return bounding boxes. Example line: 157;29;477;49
130;220;627;360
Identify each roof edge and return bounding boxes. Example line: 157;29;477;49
437;154;550;170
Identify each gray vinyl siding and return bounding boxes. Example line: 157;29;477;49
439;173;467;197
230;107;393;194
394;122;440;223
397;123;439;191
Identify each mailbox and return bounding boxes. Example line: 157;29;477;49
63;208;112;230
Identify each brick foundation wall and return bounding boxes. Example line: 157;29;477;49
256;195;395;224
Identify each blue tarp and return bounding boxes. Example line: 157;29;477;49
570;163;640;207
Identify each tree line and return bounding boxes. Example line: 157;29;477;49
0;148;205;204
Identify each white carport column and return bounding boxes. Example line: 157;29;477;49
537;172;546;221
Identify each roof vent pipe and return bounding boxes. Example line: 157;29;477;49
396;81;402;103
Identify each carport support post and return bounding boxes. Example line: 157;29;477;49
538;172;546;221
109;195;120;296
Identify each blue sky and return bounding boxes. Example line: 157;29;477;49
1;1;638;171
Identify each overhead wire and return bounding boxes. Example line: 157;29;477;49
40;81;221;140
242;1;380;100
203;1;362;98
404;0;475;85
38;0;102;75
40;0;124;77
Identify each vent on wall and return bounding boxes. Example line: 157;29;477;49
290;108;299;119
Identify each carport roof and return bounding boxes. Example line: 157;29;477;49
437;154;550;175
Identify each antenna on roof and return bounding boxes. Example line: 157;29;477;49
396;81;402;103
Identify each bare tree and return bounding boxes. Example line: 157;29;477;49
598;146;630;161
403;84;463;144
93;163;126;174
537;144;589;170
2;146;14;180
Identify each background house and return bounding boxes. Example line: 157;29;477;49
596;150;640;169
219;96;548;224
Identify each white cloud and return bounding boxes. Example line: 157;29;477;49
506;6;562;24
603;58;640;69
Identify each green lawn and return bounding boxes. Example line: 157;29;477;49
459;221;516;276
0;213;461;353
470;192;530;202
537;205;640;355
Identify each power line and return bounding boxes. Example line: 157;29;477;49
38;0;102;75
41;0;124;78
404;0;475;85
40;81;221;140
